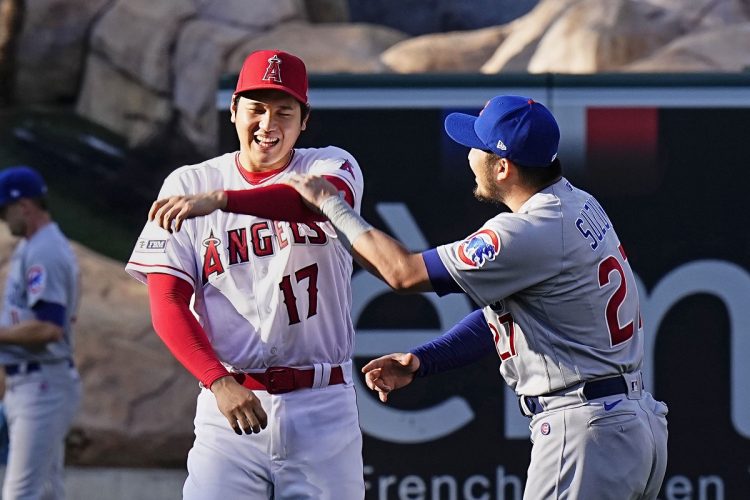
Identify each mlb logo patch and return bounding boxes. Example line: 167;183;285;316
457;229;500;268
27;265;46;296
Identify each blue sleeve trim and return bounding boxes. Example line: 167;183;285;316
422;248;462;297
409;309;494;376
32;301;66;327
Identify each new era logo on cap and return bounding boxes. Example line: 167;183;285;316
444;95;560;168
235;50;308;104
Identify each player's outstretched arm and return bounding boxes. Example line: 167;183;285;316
149;191;227;233
286;174;432;293
361;353;421;403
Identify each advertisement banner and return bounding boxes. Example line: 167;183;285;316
224;99;750;499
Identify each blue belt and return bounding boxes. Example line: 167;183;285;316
520;375;630;416
4;359;73;376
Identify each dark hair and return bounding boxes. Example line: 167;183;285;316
233;92;310;124
515;157;563;188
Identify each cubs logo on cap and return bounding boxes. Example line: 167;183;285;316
234;49;308;104
457;229;500;267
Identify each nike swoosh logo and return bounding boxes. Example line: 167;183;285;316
603;399;623;411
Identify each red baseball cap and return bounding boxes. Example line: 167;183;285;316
234;49;308;105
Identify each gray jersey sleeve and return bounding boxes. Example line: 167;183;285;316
23;237;74;308
436;211;562;307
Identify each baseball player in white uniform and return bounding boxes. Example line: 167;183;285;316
285;95;669;499
126;50;365;498
0;166;81;500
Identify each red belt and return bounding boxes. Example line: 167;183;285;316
233;366;345;395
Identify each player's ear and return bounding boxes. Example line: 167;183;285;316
495;158;511;181
300;103;311;131
230;94;239;123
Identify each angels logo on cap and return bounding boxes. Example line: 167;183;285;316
263;55;283;84
235;49;308;104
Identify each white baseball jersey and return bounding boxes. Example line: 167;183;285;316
126;147;364;371
437;177;643;396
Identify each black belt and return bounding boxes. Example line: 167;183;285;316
5;359;73;376
520;375;630;416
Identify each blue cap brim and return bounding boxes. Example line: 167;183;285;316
444;112;487;150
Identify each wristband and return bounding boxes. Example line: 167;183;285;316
319;195;373;250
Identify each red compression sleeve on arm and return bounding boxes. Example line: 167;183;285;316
147;273;229;388
224;176;355;222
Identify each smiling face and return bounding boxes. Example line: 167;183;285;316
231;89;309;172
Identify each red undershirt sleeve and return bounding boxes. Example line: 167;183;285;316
147;273;229;389
224;176;355;222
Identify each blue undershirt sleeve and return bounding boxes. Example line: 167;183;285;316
32;301;66;328
410;309;494;377
421;248;462;296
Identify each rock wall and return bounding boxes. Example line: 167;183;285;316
7;0;749;157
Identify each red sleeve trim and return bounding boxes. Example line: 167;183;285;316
128;261;195;287
322;175;355;208
147;273;229;388
224;184;326;223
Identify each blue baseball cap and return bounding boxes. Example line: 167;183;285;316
444;95;560;167
0;166;47;207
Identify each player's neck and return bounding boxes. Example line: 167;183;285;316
503;186;536;213
25;212;52;239
237;149;295;173
504;176;561;212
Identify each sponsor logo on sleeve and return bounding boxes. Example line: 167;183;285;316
457;229;500;268
134;238;168;253
27;265;46;296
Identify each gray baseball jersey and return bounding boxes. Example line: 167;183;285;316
437;177;642;396
0;222;79;364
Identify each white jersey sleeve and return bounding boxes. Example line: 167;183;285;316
125;166;208;288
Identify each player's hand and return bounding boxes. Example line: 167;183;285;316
210;375;268;435
285;174;338;210
149;190;228;233
361;353;420;403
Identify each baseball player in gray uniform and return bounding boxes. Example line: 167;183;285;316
286;95;669;499
0;166;81;500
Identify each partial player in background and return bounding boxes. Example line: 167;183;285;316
128;50;365;499
286;95;669;499
0;166;81;500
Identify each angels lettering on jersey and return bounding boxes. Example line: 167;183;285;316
201;221;329;284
